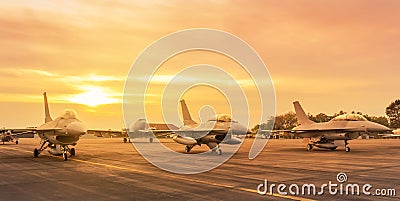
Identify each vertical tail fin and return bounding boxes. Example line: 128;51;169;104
43;92;52;123
180;100;197;126
293;101;315;125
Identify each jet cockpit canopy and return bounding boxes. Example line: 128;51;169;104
61;109;78;120
331;114;367;121
209;114;235;122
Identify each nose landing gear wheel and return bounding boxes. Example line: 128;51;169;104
149;138;153;143
70;148;75;156
15;140;18;144
216;148;222;155
307;144;313;151
33;148;39;157
345;146;351;152
185;145;193;153
62;152;68;161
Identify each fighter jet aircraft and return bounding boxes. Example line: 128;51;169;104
0;128;35;144
378;128;400;139
87;128;130;142
128;121;180;143
292;101;391;152
33;92;87;160
130;100;249;155
1;130;19;144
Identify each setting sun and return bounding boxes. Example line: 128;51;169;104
68;86;119;107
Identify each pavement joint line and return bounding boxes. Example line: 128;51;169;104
1;146;314;201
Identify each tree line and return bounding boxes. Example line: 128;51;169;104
252;99;400;132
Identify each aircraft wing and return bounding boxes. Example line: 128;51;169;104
292;127;358;132
145;128;227;139
1;128;37;138
36;128;63;131
87;129;127;138
260;129;291;133
378;134;400;138
144;129;226;133
139;129;174;133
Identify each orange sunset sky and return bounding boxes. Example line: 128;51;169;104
0;1;399;129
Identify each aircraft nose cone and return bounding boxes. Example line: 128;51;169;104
367;122;392;132
67;122;87;136
380;124;392;132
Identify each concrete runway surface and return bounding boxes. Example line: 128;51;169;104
0;138;399;201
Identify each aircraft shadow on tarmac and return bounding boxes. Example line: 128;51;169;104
129;140;176;144
278;147;367;153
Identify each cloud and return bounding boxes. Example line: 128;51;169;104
1;1;399;128
0;68;124;103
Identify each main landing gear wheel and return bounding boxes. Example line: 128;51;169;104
307;144;313;151
33;148;39;157
216;148;222;155
70;148;76;156
344;140;350;152
185;145;193;153
123;138;127;143
15;140;18;144
63;152;68;161
149;138;153;143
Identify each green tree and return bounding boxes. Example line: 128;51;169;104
309;113;331;123
273;112;297;130
332;110;346;118
386;100;400;128
364;115;389;127
252;116;275;133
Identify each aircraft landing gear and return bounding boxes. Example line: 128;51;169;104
123;138;127;143
211;145;222;155
62;152;68;161
307;144;313;151
61;145;69;161
185;145;194;153
216;144;223;155
345;140;350;152
15;140;18;145
33;140;49;158
33;148;39;157
70;148;76;156
216;148;222;155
